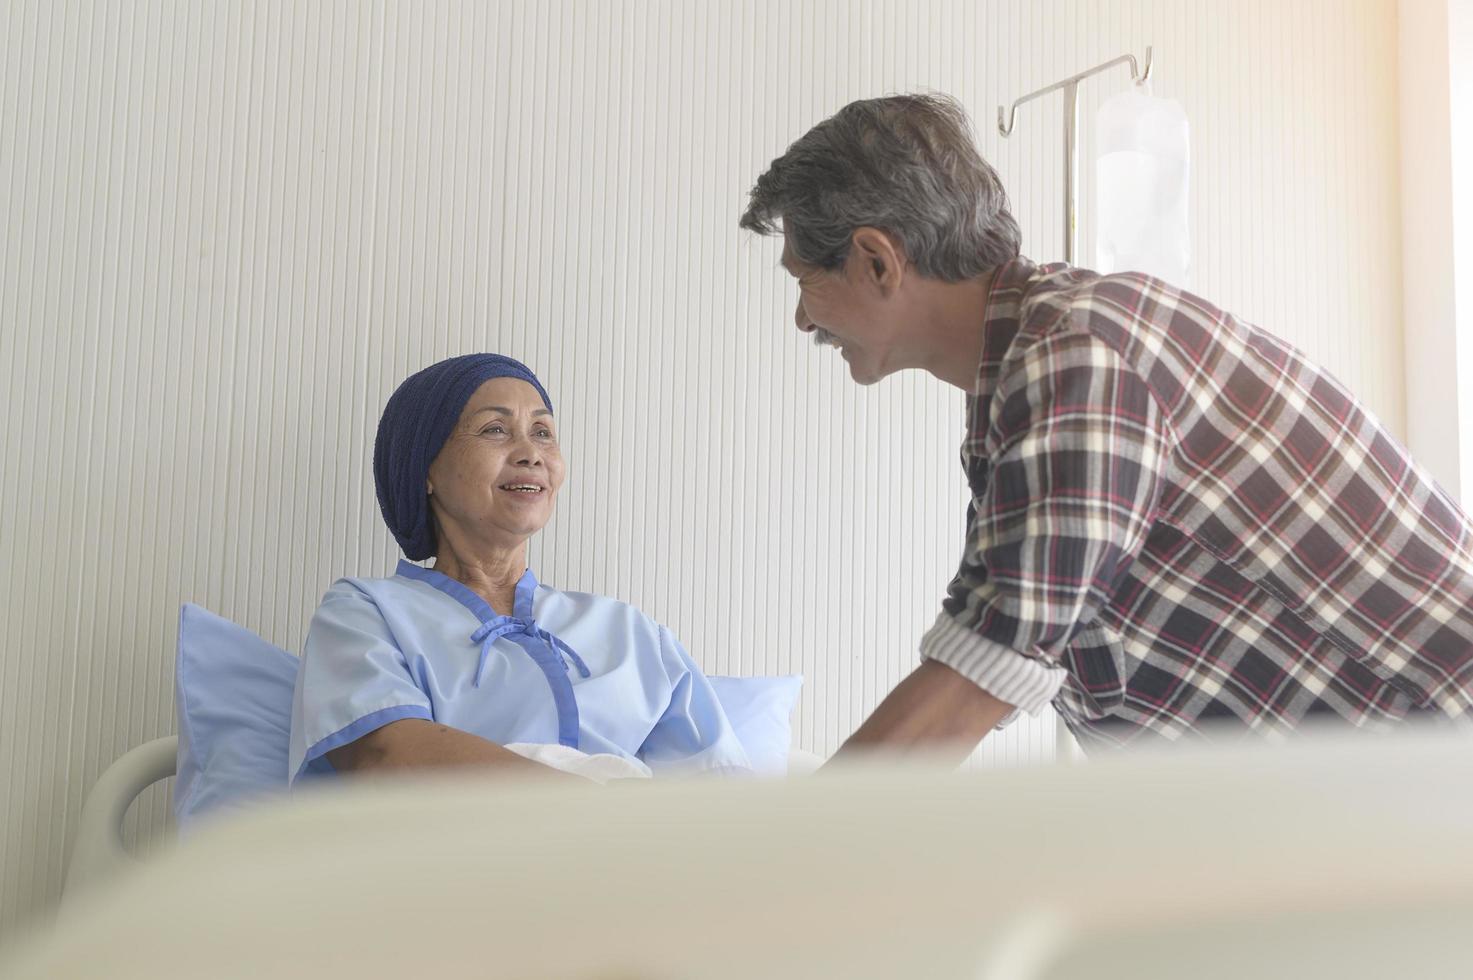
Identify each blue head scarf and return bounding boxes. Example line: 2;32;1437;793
374;353;554;560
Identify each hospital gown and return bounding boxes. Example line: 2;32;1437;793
288;560;750;782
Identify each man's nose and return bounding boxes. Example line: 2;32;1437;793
794;298;815;333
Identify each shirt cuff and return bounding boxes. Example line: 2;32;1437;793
918;612;1067;716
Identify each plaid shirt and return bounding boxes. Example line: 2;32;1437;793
919;257;1473;748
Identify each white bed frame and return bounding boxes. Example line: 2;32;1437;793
64;736;178;898
24;732;1473;979
62;737;826;900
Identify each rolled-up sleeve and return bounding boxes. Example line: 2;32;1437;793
288;580;434;782
922;330;1171;716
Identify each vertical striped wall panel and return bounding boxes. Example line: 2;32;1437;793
0;0;1403;936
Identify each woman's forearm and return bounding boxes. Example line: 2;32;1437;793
327;718;571;778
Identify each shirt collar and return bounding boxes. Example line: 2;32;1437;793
972;255;1040;405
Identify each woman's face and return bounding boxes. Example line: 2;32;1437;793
426;377;565;552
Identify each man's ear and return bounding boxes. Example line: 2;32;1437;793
850;227;906;296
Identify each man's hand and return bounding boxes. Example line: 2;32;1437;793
827;660;1015;767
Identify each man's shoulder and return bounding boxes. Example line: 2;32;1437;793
1008;263;1243;371
1017;264;1191;329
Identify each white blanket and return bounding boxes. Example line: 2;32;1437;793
504;743;652;783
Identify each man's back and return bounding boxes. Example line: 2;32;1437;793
959;258;1473;747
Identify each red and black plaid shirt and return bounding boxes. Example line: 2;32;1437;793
919;257;1473;749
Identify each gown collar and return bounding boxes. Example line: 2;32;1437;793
395;559;539;620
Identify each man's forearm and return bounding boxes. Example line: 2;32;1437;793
830;660;1015;766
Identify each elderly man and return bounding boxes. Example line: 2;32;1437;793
740;94;1473;759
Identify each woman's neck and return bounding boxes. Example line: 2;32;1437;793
431;543;529;617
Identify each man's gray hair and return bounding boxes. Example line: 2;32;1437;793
740;93;1021;282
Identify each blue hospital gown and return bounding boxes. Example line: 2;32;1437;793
288;560;750;782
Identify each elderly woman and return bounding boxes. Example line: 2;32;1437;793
287;354;750;782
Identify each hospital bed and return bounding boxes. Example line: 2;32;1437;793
16;729;1473;978
61;734;828;898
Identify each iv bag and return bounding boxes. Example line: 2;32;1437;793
1095;85;1190;287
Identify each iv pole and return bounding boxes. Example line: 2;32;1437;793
998;47;1154;265
996;48;1153;762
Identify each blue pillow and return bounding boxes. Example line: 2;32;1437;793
174;604;298;827
705;675;803;776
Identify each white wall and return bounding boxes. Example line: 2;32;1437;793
1399;0;1473;504
0;0;1405;937
1458;3;1473;501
